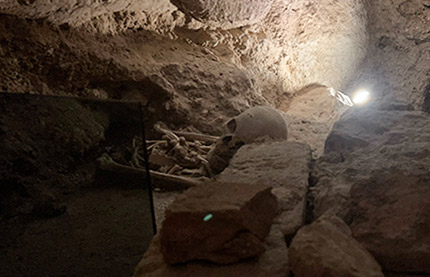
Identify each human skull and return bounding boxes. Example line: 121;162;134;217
224;105;288;143
208;106;288;175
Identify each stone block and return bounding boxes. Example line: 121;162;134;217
159;181;279;264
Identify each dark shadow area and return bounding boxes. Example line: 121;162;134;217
0;93;155;276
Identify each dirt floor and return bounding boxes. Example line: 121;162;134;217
0;187;154;277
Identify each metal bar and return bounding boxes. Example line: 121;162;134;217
139;103;157;235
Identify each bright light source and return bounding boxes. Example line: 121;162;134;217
352;89;371;105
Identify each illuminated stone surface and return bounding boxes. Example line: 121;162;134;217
170;0;274;29
219;141;312;237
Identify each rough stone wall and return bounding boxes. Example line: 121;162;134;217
0;0;182;32
347;0;430;110
0;0;368;104
170;0;274;29
1;0;428;146
0;13;265;134
240;0;368;101
165;0;369;105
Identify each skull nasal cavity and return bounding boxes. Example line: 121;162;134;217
227;119;237;133
222;135;233;144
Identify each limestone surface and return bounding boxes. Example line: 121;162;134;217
350;172;430;273
283;85;348;158
134;224;289;277
170;0;274;29
289;217;384;277
219;141;311;237
159;182;279;264
348;0;430;111
0;0;369;140
311;105;430;273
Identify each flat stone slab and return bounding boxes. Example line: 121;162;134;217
218;141;312;237
159;181;279;264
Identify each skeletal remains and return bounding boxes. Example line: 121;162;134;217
97;106;288;190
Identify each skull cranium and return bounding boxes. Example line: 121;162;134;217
208;106;288;175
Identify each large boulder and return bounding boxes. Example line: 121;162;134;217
311;105;430;273
312;106;430;220
350;172;430;273
159;181;279;264
289;217;383;277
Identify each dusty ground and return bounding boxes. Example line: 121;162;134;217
153;191;178;228
0;188;154;277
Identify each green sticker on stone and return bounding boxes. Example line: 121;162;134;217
203;214;213;222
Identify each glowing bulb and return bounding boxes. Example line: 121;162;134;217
352;89;370;105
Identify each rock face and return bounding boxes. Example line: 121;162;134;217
289;217;384;277
347;0;430;110
1;0;429;155
312;105;430;273
170;0;274;29
0;0;369;144
0;0;368;97
0;0;182;31
0;14;267;135
283;85;348;158
159;182;279;264
312;106;430;219
219;141;311;237
350;172;430;273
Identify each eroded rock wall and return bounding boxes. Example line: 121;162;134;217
0;0;369;100
0;0;428;149
347;0;430;111
0;13;266;134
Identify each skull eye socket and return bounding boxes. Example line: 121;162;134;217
226;118;237;133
